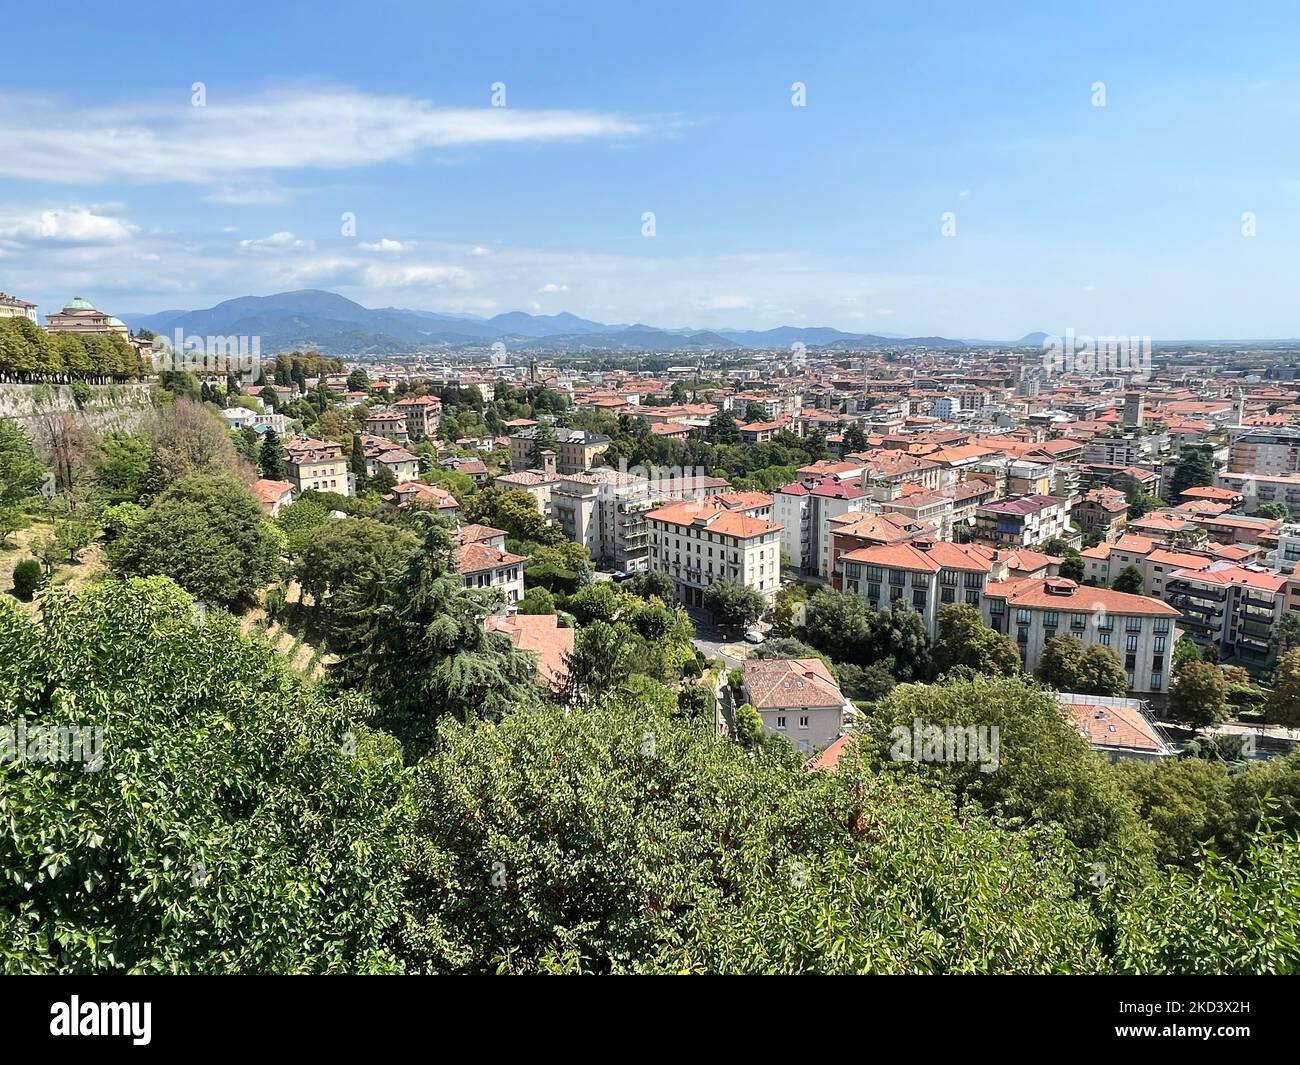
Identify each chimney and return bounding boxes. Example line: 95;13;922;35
540;449;556;478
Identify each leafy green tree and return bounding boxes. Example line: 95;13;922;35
257;427;286;480
866;674;1152;859
0;418;44;544
0;578;406;974
346;367;370;393
1058;547;1085;583
1267;648;1300;730
734;702;765;746
930;604;1022;679
54;518;95;563
296;517;419;645
1173;638;1203;671
96;431;152;504
707;409;741;445
841;421;867;452
349;433;368;492
702;580;766;631
111;474;281;607
333;513;541;758
1168;445;1217;499
1034;633;1127;696
10;558;42;600
1273;611;1300;658
1168;661;1229;732
1256;502;1291;521
1112;565;1145;594
561;619;636;705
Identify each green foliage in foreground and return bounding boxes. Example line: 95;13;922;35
0;579;406;974
2;578;1299;974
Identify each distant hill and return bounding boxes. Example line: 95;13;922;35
120;289;978;355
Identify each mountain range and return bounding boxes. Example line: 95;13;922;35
122;289;1039;356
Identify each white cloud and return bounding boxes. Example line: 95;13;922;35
0;88;653;191
0;205;137;243
238;231;315;252
536;282;568;293
359;238;415;253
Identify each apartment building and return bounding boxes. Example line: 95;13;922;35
646;497;782;608
364;408;409;444
0;292;38;322
1057;692;1173;763
1219;471;1300;515
839;538;995;640
357;434;419;484
973;495;1071;548
1228;428;1300;475
494;469;559;518
392;394;442;440
508;426;611;474
983;577;1179;694
455;524;526;606
285;438;351;496
551;470;653;572
827;511;929;588
1164;562;1288;665
773;477;871;577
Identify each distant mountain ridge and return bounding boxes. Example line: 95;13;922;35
121;289;1040;356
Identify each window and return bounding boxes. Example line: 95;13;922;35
1151;672;1163;691
990;599;1005;615
1016;608;1032;624
941;587;955;603
1100;633;1111;646
965;590;980;606
866;566;883;583
913;589;927;609
799;716;809;729
1126;634;1138;652
776;716;786;730
940;569;958;586
1154;618;1171;634
867;583;880;601
1044;611;1059;628
1126;617;1142;632
1153;635;1166;653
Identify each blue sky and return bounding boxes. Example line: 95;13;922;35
1;0;1297;338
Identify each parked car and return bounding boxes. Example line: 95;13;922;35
743;630;766;645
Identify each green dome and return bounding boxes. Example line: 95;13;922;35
108;316;125;327
63;297;95;311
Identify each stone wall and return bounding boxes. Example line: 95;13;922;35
0;382;154;455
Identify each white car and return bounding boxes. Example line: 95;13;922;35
743;630;766;645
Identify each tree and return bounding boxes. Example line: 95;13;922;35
930;604;1022;679
349;433;369;491
333;513;541;758
146;398;244;488
1168;445;1217;499
1168;661;1229;732
1172;638;1203;671
54;518;95;563
1273;612;1300;658
0;418;45;545
708;409;741;445
733;702;764;747
296;517;419;644
0;579;406;974
1257;502;1291;522
866;674;1151;857
1034;634;1126;695
1058;547;1085;583
346;367;370;393
1112;565;1145;594
111;474;281;607
10;558;41;600
257;427;286;480
96;431;153;504
1267;648;1300;730
841;421;867;452
370;464;397;494
561;619;636;705
1076;644;1130;696
702;580;765;631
